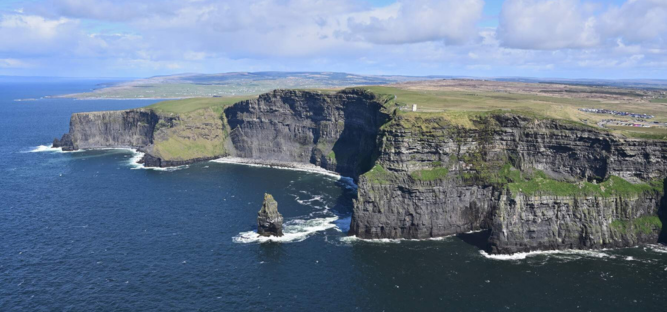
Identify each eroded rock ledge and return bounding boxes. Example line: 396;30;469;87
53;89;667;254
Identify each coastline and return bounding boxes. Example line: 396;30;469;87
210;157;348;181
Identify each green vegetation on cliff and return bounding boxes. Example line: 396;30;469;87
148;96;255;114
505;170;663;197
151;108;229;160
611;216;662;235
363;164;394;185
411;167;450;181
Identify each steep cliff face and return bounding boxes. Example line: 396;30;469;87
489;190;664;254
54;110;159;150
350;113;667;253
54;107;231;167
224;89;390;178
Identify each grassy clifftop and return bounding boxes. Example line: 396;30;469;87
147;96;255;114
354;85;667;140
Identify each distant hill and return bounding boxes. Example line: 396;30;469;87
52;71;667;100
55;72;443;99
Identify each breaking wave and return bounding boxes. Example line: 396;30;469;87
30;144;184;171
28;144;80;153
479;249;611;261
233;216;339;243
340;235;451;244
211;157;345;180
645;244;667;254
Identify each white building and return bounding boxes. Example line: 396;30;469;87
412;104;417;112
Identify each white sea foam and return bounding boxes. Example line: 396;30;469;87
479;249;611;261
29;145;62;153
340;235;451;244
646;244;667;254
211;157;346;180
233;216;339;243
295;195;324;206
31;144;183;171
28;144;82;153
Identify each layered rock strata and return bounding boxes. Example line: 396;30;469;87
257;194;284;237
53;89;667;254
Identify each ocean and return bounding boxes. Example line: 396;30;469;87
2;80;667;311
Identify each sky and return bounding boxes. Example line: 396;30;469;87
0;0;665;79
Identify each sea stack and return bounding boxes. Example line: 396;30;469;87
257;193;283;237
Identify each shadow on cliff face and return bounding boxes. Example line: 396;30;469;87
331;94;391;179
456;230;491;251
659;177;667;244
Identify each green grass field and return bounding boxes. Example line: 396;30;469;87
355;86;667;138
147;96;255;114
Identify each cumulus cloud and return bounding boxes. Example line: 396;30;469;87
497;0;599;50
497;0;667;50
0;14;87;57
598;0;667;44
343;0;484;45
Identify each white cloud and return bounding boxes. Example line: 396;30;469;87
0;0;666;79
598;0;667;44
343;0;484;45
497;0;667;50
0;14;80;55
497;0;599;50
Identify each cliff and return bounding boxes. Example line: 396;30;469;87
350;113;666;253
54;109;159;151
54;89;667;254
54;107;230;166
224;89;389;178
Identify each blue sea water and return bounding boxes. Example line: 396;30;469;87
2;80;667;311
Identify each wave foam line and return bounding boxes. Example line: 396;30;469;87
233;216;339;243
211;157;345;180
479;249;611;261
340;235;452;244
645;244;667;254
28;144;82;153
30;144;183;171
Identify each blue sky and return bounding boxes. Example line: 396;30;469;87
0;0;665;79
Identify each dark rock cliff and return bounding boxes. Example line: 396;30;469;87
350;113;667;253
224;89;390;178
54;89;667;254
54;109;159;150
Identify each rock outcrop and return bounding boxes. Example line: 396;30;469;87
53;133;75;151
53;89;667;254
257;194;283;237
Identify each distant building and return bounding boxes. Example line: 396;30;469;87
412;104;417;112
